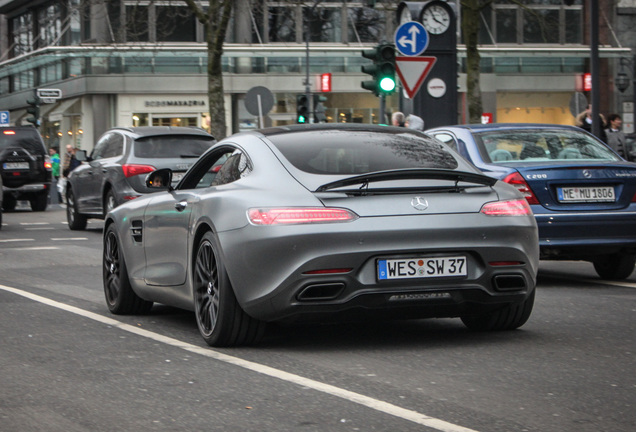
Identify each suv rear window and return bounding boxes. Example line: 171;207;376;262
266;130;459;174
133;135;214;159
0;128;45;155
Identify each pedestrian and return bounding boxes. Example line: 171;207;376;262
576;104;607;143
605;114;628;159
62;145;80;178
49;147;61;202
391;111;405;127
405;114;425;131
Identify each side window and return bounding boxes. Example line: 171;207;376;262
102;133;124;158
434;133;458;152
178;146;252;190
91;134;110;160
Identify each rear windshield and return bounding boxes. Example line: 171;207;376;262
475;129;620;163
266;130;459;174
0;128;45;155
133;135;214;159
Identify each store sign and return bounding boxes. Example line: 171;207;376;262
481;113;493;124
583;73;592;92
321;73;332;92
144;100;206;107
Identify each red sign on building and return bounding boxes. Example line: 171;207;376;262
583;73;592;92
321;73;332;92
481;113;493;124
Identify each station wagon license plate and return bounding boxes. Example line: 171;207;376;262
3;162;28;169
378;256;467;280
557;186;615;203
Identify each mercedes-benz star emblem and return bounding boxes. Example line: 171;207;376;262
583;170;592;178
411;196;429;211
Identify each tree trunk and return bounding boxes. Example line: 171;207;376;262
207;43;226;140
462;0;483;124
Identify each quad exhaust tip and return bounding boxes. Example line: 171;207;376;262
297;283;345;301
492;274;526;291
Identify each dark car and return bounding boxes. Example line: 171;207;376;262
426;123;636;280
1;126;53;212
103;124;539;347
66;126;215;230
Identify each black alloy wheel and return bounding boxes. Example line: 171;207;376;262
461;289;535;331
193;232;265;347
29;191;48;212
103;225;152;314
66;187;87;230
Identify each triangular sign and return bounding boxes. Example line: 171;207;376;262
395;56;437;99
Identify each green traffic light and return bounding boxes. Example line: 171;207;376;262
379;77;396;92
298;115;306;123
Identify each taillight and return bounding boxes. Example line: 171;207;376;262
632;192;636;203
481;199;532;216
44;155;52;170
503;172;539;205
3;130;15;135
122;164;156;178
248;208;358;225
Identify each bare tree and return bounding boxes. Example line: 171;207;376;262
181;0;233;140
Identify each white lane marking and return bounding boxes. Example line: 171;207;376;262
50;238;88;241
26;227;55;231
0;239;35;243
0;246;60;251
20;222;50;226
61;222;68;225
0;284;477;432
540;272;636;290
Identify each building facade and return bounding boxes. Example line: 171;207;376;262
0;0;631;155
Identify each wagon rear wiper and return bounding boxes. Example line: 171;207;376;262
315;169;497;193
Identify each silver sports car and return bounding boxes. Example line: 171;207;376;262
103;124;539;347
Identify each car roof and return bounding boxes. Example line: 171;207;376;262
253;123;428;138
429;123;584;134
110;126;214;139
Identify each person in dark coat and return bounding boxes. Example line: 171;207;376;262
605;114;627;159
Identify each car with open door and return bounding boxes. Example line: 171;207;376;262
103;124;539;346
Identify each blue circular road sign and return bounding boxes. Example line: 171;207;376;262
394;21;429;57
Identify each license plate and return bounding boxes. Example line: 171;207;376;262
3;162;28;169
557;186;615;203
378;256;467;280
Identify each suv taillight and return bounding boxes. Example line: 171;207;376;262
44;155;52;170
503;172;539;205
122;164;156;178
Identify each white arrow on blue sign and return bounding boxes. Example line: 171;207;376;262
394;21;429;57
0;111;9;126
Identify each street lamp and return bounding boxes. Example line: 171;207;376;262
615;57;636;120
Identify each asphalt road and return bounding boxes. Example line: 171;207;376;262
1;205;635;432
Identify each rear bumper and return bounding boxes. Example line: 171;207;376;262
534;209;636;258
3;182;50;194
219;212;539;322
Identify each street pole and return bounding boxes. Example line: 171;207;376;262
591;0;601;138
380;94;386;125
305;20;312;124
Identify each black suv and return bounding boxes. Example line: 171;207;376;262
1;126;52;211
66;126;215;230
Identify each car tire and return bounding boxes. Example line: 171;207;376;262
66;187;87;230
29;192;48;212
103;224;153;315
104;189;117;217
461;290;535;331
593;254;636;280
193;232;265;347
2;195;16;211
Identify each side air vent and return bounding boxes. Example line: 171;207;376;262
130;220;143;243
296;283;345;301
492;275;526;292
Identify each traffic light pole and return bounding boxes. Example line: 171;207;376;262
380;94;386;125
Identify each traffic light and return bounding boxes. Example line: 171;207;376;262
361;43;397;96
314;95;327;123
296;94;310;124
26;96;41;126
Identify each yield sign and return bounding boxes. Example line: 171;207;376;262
395;56;437;99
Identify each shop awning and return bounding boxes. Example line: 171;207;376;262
47;98;79;122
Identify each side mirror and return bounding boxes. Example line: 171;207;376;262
145;168;173;191
75;150;87;162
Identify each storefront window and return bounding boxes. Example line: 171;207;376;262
156;7;196;42
523;9;559;43
152;117;197;127
496;8;517;44
38;4;62;48
126;5;149;42
347;7;384;43
304;7;341;42
132;113;149;127
12;13;34;56
269;7;296;42
564;10;582;44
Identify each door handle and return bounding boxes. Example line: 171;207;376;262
175;201;187;212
